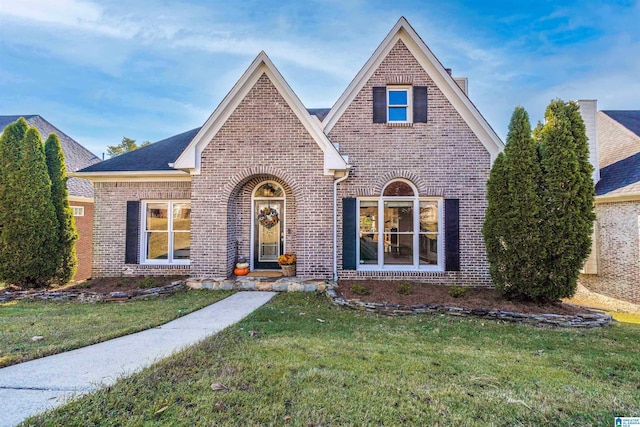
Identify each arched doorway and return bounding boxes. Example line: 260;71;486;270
251;181;285;269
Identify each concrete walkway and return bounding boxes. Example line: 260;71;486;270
0;291;276;427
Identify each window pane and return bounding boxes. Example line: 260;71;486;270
147;232;168;260
383;181;414;196
359;233;378;264
173;203;191;231
384;233;413;265
173;232;190;260
384;201;413;232
388;90;408;105
359;201;378;233
147;203;168;231
420;201;438;232
388;107;407;122
254;183;283;197
419;234;438;265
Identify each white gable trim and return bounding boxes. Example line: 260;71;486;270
172;52;348;176
323;17;504;163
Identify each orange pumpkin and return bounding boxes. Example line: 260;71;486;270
234;267;249;276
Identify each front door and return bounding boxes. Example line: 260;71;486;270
254;200;284;269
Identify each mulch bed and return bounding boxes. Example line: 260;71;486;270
65;276;190;294
337;280;588;316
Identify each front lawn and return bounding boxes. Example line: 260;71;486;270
25;293;640;426
0;290;233;368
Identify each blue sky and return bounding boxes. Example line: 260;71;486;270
1;0;638;158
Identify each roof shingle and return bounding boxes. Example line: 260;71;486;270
79;127;200;172
0;115;101;198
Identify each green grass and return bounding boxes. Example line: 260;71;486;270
23;293;640;426
0;290;233;368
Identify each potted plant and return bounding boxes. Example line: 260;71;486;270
278;253;296;277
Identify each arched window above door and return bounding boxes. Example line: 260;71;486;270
254;182;283;198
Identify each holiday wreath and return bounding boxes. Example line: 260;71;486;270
258;207;279;229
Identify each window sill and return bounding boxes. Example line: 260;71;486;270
139;262;191;267
357;265;443;273
386;122;413;127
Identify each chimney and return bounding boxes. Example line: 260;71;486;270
453;77;468;96
576;100;600;184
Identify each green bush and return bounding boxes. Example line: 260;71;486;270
397;281;412;295
448;284;469;298
350;283;371;296
137;277;159;289
116;278;132;287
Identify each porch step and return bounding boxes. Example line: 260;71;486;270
185;276;333;293
246;271;282;278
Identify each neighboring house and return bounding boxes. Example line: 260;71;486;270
0;115;101;280
578;104;640;304
75;18;503;284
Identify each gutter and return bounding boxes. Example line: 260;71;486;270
333;167;351;281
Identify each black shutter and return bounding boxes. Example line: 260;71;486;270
373;87;386;123
444;199;460;271
342;198;357;270
125;201;140;264
413;86;428;123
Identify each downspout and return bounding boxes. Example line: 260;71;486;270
333;167;351;281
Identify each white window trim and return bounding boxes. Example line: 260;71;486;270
70;206;84;217
356;180;443;272
140;200;191;265
387;85;412;123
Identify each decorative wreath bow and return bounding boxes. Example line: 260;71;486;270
258;207;279;229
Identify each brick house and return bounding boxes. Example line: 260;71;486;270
578;104;640;304
76;18;504;284
0;115;101;280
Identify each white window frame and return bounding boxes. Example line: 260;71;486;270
387;86;412;123
70;206;84;217
356;180;443;271
140;200;191;265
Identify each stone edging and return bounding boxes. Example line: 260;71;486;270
0;282;186;303
325;289;612;328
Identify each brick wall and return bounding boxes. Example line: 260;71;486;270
190;73;335;279
92;181;192;277
329;40;492;286
579;200;640;304
69;200;93;280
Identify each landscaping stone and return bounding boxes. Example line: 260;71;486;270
1;283;188;303
287;283;305;292
324;291;613;328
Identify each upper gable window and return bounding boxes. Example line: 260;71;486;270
373;86;428;124
387;87;411;123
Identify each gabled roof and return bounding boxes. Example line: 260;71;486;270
0;115;101;198
79;127;200;173
596;151;640;200
595;110;640;200
602;111;640;138
322;17;504;162
172;52;348;175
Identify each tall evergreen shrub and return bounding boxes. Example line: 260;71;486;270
0;125;59;287
536;100;595;300
45;133;78;284
0;118;29;284
484;101;595;302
